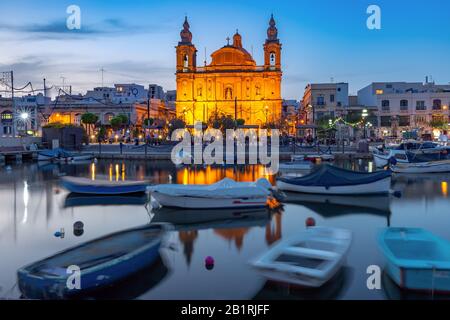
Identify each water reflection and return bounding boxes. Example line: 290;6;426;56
151;207;281;266
64;193;148;208
253;267;353;300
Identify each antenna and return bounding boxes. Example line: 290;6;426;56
330;77;334;83
100;67;105;87
204;47;207;66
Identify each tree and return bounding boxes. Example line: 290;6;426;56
144;118;154;127
81;112;98;136
429;119;448;130
97;126;106;141
110;114;129;131
168;118;186;135
236;118;245;126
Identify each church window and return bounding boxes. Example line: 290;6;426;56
183;54;189;68
225;87;233;100
270;52;276;66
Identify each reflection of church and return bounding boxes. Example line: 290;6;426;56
175;15;282;127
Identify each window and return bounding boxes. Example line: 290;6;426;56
330;94;335;103
1;111;13;123
433;99;442;110
381;100;390;111
183;54;189;68
400;100;408;111
317;96;325;106
380;116;391;127
269;52;276;66
3;126;12;135
399;116;410;126
386;84;393;89
415;115;427;124
416;101;426;110
376;89;384;95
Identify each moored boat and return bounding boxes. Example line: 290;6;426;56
61;176;150;194
17;223;169;299
38;148;93;162
378;228;450;294
277;164;392;195
148;178;273;209
279;160;314;172
64;192;148;207
391;159;450;173
251;227;352;287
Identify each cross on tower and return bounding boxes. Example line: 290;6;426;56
226;37;230;45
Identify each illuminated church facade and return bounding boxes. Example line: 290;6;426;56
175;15;282;127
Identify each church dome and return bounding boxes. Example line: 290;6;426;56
209;32;255;68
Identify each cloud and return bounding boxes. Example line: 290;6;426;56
0;18;170;40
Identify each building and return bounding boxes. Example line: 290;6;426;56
282;99;299;135
148;84;165;100
85;83;148;104
302;83;349;124
175;16;282;127
358;81;450;137
0;93;50;137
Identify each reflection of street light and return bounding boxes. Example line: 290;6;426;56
265;105;269;125
362;109;368;138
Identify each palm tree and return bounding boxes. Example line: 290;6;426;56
81;112;98;136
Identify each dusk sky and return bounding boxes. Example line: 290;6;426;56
0;0;449;99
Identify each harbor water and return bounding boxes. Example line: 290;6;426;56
1;159;449;300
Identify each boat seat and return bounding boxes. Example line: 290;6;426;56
282;246;339;260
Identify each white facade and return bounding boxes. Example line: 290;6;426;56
357;82;450;136
302;83;349;122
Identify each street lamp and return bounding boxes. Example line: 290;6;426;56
20;112;29;135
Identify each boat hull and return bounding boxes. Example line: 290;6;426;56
17;224;167;299
151;192;268;209
277;176;391;195
61;177;149;195
373;152;408;168
391;160;450;173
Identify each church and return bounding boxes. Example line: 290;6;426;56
175;15;282;127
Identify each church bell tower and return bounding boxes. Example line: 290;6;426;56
176;16;197;72
264;14;281;71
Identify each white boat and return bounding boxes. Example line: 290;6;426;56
391;159;450;173
372;141;442;168
38;148;93;162
148;178;273;209
251;227;352;287
277;164;392;195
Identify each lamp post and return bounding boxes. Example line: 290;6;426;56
362;108;368;139
265;105;269;127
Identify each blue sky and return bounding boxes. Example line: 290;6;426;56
0;0;449;99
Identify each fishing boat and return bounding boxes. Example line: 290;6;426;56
148;178;273;209
277;164;392;195
17;223;169;299
390;159;450;173
38;148;93;162
251;227;352;287
372;141;442;168
378;228;450;294
61;176;150;194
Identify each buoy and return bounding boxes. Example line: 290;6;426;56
74;221;84;230
205;256;214;270
73;221;84;237
305;217;316;227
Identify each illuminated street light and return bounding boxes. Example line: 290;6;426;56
20;112;29;120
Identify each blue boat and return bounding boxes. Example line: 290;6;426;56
17;223;169;299
61;176;150;195
378;228;450;294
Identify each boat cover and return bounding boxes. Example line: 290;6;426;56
278;164;391;187
148;178;272;199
